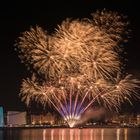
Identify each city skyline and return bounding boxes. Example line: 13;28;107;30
0;0;140;113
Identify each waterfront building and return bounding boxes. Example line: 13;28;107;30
31;112;56;125
0;107;4;127
7;111;27;126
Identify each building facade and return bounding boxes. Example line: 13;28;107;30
0;107;4;127
7;111;27;126
31;112;56;125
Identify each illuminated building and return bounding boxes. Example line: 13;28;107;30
7;111;27;126
0;107;4;127
31;112;56;125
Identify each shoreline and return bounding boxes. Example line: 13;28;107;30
1;125;140;130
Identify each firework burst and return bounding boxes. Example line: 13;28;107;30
16;10;140;127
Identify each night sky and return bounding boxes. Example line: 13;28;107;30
0;0;140;112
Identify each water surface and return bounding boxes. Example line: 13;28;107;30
1;128;140;140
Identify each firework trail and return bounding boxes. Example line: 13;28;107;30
15;10;140;127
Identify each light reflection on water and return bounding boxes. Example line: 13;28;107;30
0;128;140;140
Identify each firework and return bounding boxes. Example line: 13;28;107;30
16;10;140;127
91;9;129;45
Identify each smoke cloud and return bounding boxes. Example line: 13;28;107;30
75;107;108;126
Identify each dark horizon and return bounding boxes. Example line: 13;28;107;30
0;0;140;112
